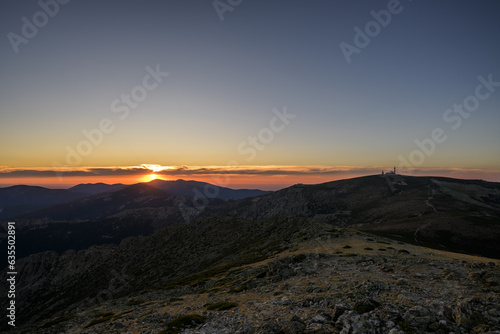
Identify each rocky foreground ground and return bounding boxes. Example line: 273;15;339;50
14;229;500;334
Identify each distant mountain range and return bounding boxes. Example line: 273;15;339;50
0;180;272;264
0;179;271;220
17;183;182;221
0;185;87;220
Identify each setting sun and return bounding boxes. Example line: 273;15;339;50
141;174;162;183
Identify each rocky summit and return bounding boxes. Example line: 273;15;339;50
7;225;500;333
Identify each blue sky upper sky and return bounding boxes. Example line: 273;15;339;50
1;0;499;188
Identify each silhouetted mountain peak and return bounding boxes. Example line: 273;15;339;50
147;178;271;199
68;182;126;195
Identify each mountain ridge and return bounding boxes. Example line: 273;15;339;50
0;185;87;220
68;182;126;195
0;179;271;221
146;178;271;199
201;174;500;258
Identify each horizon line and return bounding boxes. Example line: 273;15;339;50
1;165;499;191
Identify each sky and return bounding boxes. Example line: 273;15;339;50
1;0;500;190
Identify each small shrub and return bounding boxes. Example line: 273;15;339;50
229;285;247;293
94;311;114;317
429;321;451;333
196;289;209;294
161;314;206;334
397;319;413;332
463;312;488;330
205;301;238;311
343;245;352;249
114;309;134;317
140;310;153;317
398;249;410;254
364;247;373;251
169;297;184;303
378;248;387;251
83;312;115;328
354;299;380;314
127;299;145;306
256;271;267;279
40;314;75;329
292;254;307;263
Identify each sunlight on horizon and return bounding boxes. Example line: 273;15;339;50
140;174;168;183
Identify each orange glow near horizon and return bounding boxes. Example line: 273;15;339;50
0;173;337;190
140;174;168;183
1;166;500;191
